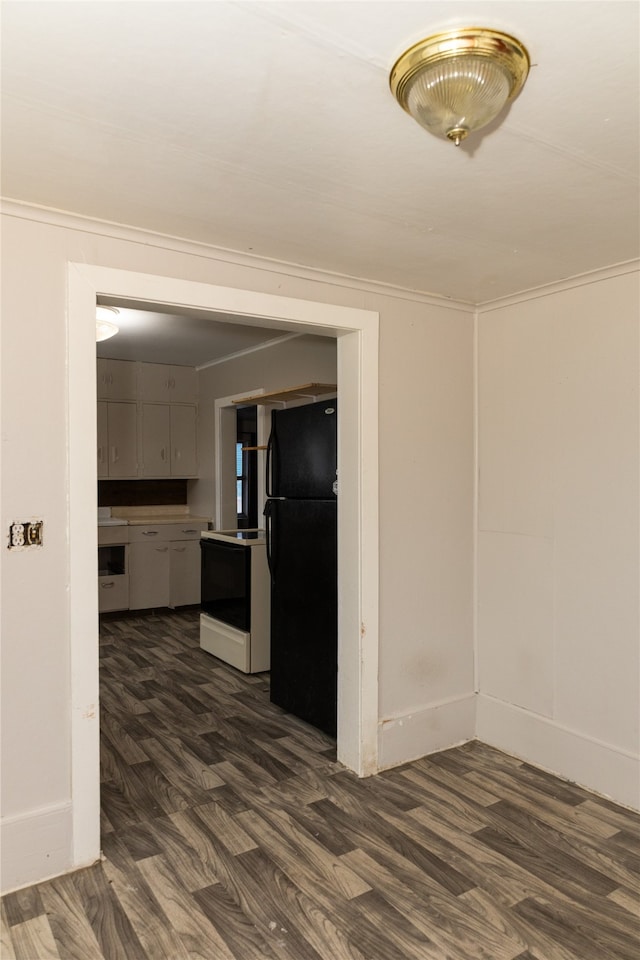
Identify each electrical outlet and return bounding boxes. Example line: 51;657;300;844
9;523;25;547
8;521;43;548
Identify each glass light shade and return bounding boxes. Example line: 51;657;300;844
390;28;530;146
405;56;512;143
96;306;119;341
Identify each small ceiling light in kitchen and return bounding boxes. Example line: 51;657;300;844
389;27;530;146
96;305;120;341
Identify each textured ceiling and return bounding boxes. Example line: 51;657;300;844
2;0;639;309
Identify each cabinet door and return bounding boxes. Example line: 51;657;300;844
107;402;138;477
170;405;197;477
139;362;196;403
168;365;197;404
139;362;173;402
141;403;171;477
97;401;109;478
129;541;170;609
169;540;201;607
97;359;137;400
98;576;129;613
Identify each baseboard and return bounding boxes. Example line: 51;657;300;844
378;693;476;771
476;693;640;810
1;801;73;894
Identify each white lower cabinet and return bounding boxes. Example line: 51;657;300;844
169;539;201;607
98;576;130;612
127;523;203;610
129;540;171;609
98;527;130;612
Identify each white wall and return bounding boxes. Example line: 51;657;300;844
0;207;474;892
374;291;475;766
476;266;640;808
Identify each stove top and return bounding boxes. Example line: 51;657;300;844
202;528;266;545
223;529;266;540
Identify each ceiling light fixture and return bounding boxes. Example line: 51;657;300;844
96;306;120;342
389;27;530;146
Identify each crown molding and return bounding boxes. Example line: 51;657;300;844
0;198;473;313
195;332;302;372
478;259;640;313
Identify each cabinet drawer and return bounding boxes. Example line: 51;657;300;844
98;526;130;545
162;523;206;540
98;575;129;613
200;614;250;673
127;525;173;543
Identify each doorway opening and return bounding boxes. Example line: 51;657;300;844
68;263;379;872
236;405;258;529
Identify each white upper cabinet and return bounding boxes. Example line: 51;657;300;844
170;405;198;477
140;403;171;477
140;403;197;478
96;360;198;480
99;401;138;478
97;400;109;479
97;359;138;400
139;363;197;404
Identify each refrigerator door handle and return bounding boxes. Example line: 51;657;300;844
264;498;275;580
265;430;273;498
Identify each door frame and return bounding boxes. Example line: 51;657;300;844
214;388;268;530
67;263;379;870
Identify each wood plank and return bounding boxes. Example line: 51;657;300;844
232;384;337;406
7;607;640;960
9;915;61;960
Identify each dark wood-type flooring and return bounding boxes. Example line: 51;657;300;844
2;607;639;959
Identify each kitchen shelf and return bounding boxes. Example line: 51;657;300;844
231;383;337;407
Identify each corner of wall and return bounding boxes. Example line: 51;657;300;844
377;694;477;771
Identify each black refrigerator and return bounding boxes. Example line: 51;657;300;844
264;398;337;737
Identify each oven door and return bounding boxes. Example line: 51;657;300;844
200;538;250;631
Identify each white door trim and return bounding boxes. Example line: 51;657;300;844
67;263;379;869
214;388;266;531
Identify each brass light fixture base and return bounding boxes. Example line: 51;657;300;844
390;27;530;145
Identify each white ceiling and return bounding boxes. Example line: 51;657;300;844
2;0;639;312
94;300;308;367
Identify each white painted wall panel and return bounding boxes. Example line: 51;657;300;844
478;301;554;538
375;295;475;721
477;269;640;804
478;531;554;717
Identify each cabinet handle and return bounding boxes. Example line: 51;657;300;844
174;448;180;461
155;546;169;552
182;529;198;534
174;546;186;552
101;581;115;589
111;446;118;463
109;373;114;385
141;531;158;537
161;447;167;461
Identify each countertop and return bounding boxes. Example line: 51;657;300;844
119;514;211;526
100;505;212;527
